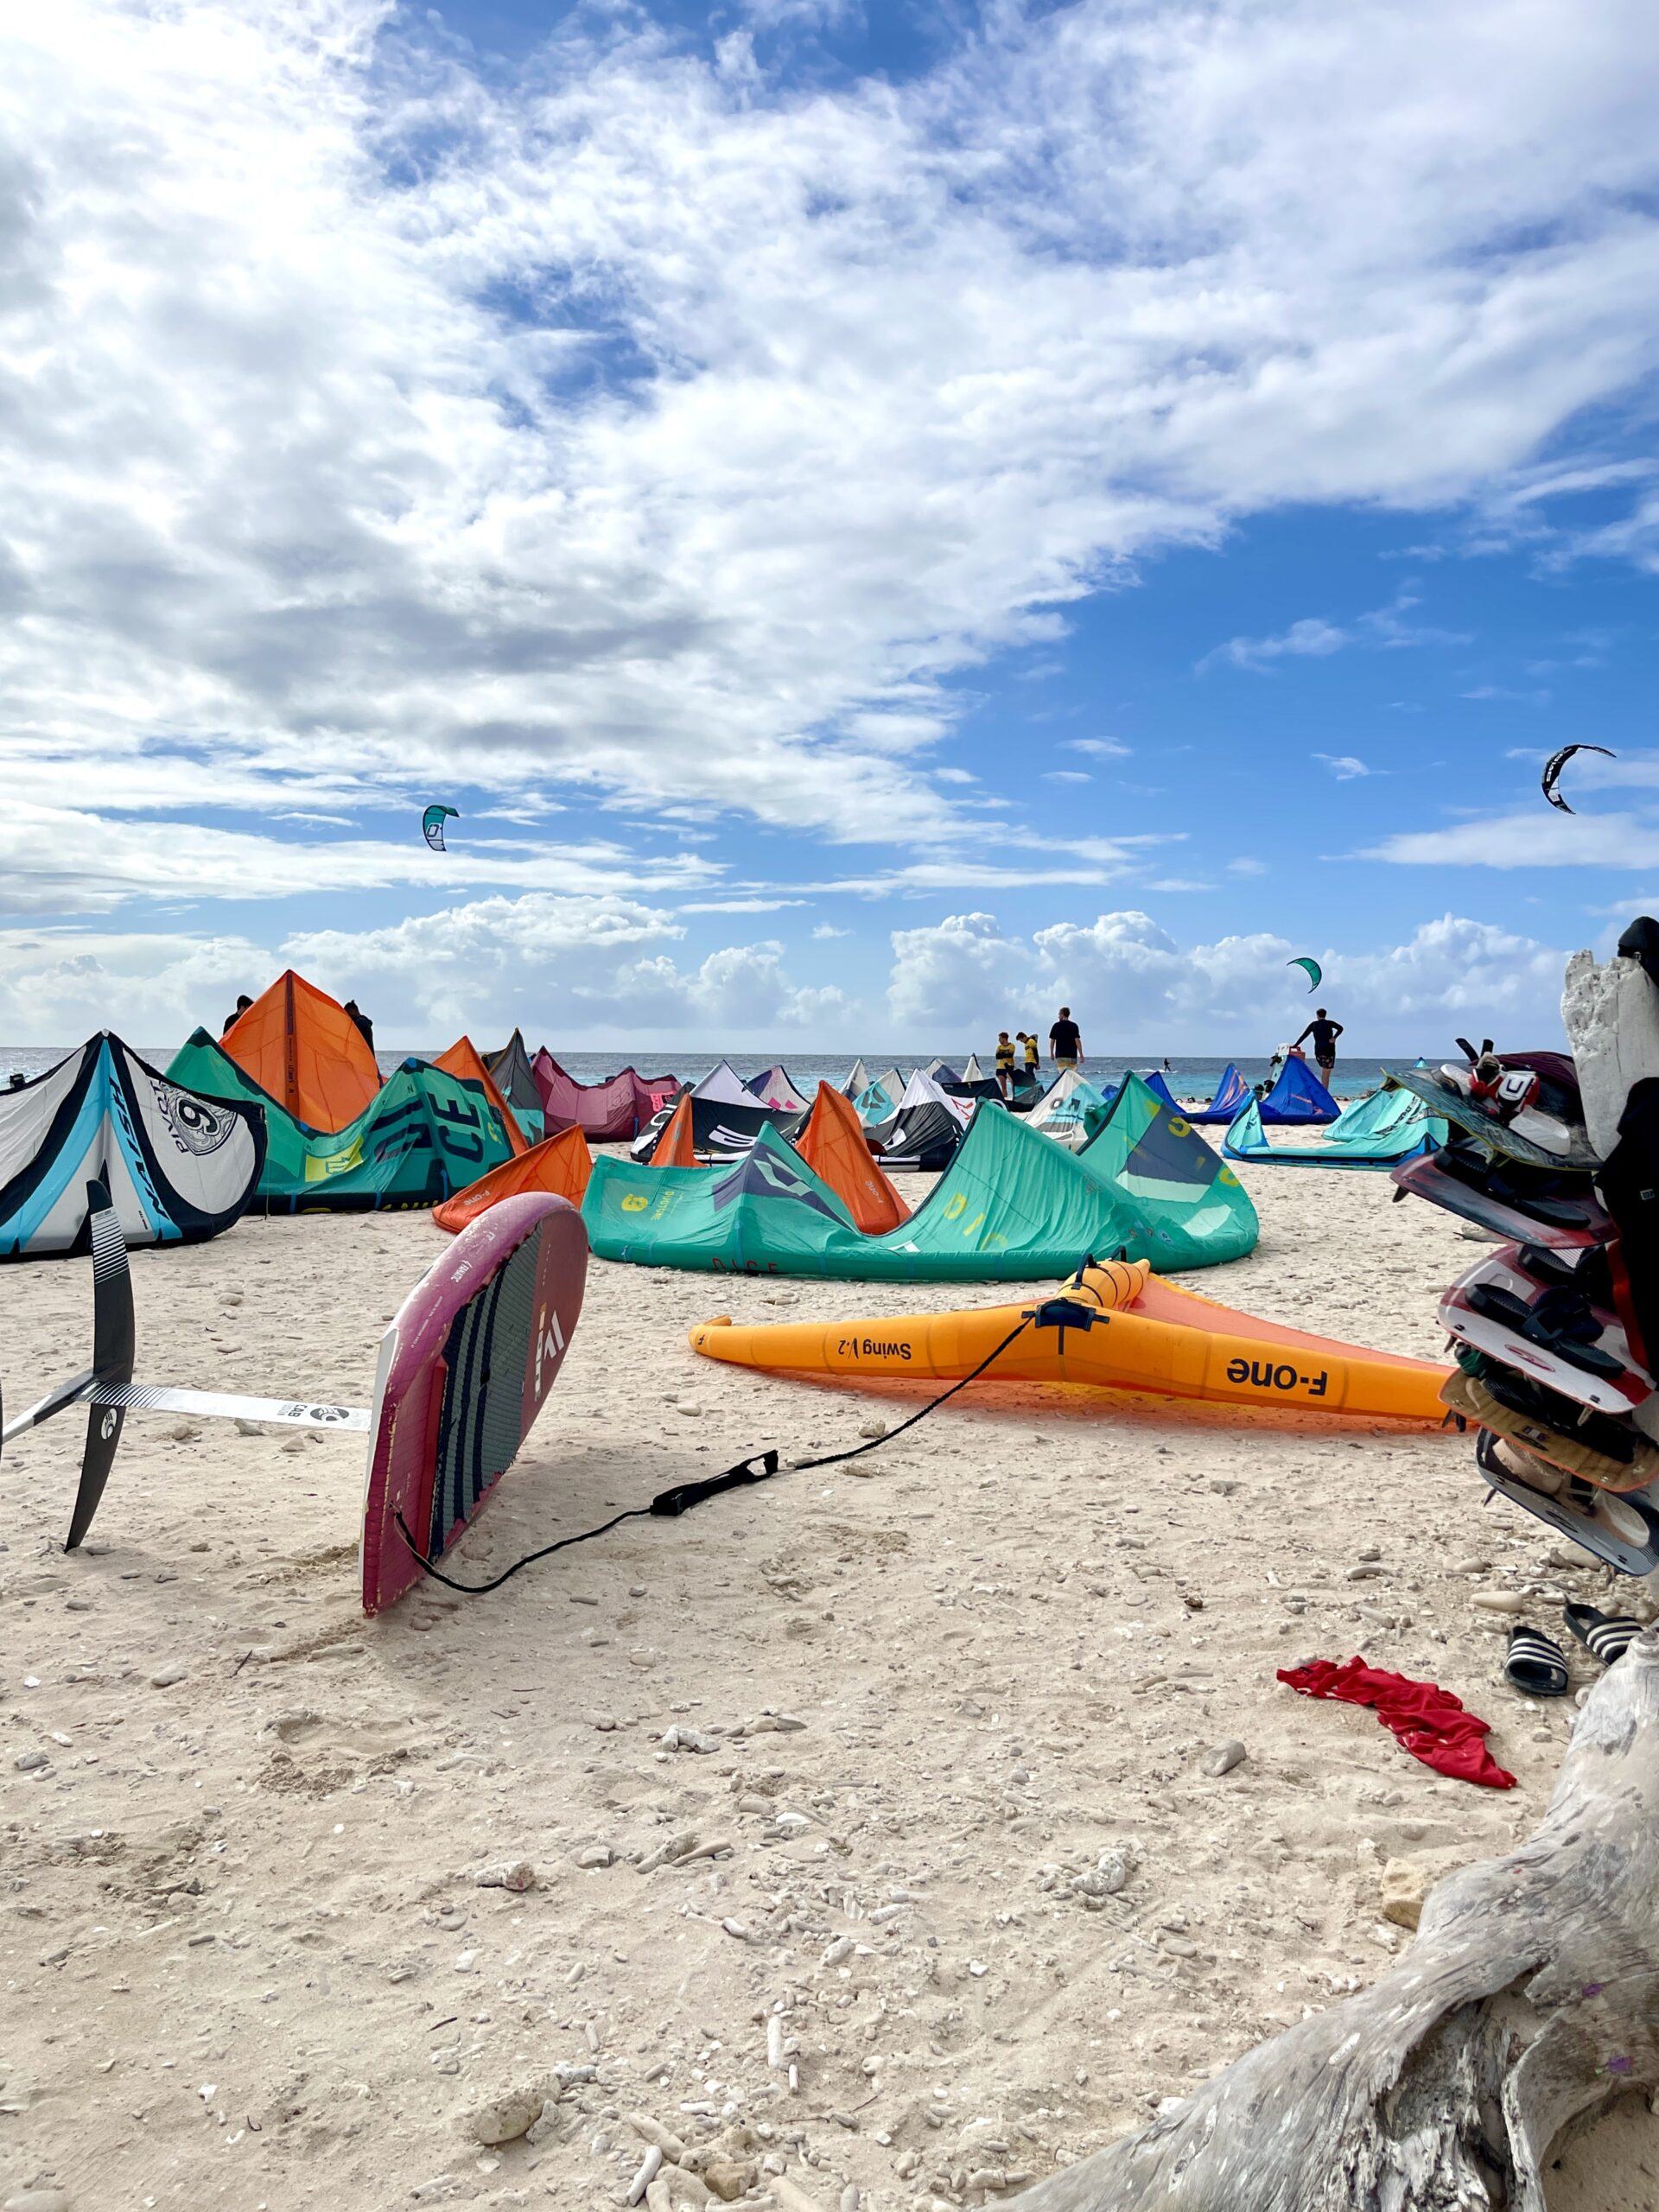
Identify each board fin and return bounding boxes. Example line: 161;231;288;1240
65;1178;135;1550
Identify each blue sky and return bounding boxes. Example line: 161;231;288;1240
2;0;1656;1052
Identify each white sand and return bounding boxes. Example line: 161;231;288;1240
3;1149;1654;2208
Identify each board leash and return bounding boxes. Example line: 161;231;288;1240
390;1271;1111;1597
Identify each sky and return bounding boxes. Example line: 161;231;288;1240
2;0;1657;1053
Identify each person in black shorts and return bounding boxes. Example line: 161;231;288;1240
1294;1007;1343;1090
1049;1006;1084;1071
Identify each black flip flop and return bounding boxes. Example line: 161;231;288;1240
1563;1602;1643;1669
1504;1624;1570;1697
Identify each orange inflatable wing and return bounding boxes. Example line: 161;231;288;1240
794;1082;909;1232
432;1128;592;1233
221;969;380;1133
689;1261;1448;1425
651;1090;699;1167
436;1035;527;1155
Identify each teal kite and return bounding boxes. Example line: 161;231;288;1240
423;804;459;852
1287;956;1322;993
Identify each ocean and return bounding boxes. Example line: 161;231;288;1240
0;1043;1414;1103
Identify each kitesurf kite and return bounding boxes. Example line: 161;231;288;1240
422;804;459;851
1541;744;1615;814
1287;957;1322;993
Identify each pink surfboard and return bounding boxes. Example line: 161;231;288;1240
359;1192;588;1615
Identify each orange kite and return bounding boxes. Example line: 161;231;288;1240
220;970;380;1133
794;1081;908;1233
435;1035;527;1155
432;1127;593;1234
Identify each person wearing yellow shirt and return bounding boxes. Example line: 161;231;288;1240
994;1030;1016;1099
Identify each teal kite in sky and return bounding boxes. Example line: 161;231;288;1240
1287;956;1322;992
422;804;459;851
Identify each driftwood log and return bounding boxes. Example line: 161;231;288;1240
1015;1627;1659;2211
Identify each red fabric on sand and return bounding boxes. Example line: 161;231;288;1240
1277;1655;1516;1790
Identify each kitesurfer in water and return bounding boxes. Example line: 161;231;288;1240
1294;1007;1343;1092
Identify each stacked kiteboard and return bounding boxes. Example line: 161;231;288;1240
1389;956;1659;1575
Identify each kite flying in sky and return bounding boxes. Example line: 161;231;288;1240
1541;743;1616;814
1287;957;1322;993
422;804;459;851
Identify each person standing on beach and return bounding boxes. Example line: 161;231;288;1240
220;993;252;1034
1023;1029;1040;1077
344;998;375;1052
995;1030;1016;1099
1049;1006;1084;1071
1294;1007;1344;1091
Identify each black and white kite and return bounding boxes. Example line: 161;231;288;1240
1541;743;1616;814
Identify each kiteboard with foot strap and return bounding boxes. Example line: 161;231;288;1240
0;1179;585;1613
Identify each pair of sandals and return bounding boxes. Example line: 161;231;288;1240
1505;1605;1643;1697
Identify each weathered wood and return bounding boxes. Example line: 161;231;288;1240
1015;1629;1659;2210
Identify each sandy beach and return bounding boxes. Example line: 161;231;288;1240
3;1144;1654;2210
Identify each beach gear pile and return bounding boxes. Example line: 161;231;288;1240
1390;919;1659;1575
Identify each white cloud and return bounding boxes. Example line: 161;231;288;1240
0;802;719;915
811;922;851;938
886;909;1570;1049
1202;617;1351;674
1201;591;1469;676
1065;739;1133;760
1313;753;1380;779
679;898;807;912
1227;856;1268;875
1044;770;1092;783
1363;806;1659;869
0;893;859;1046
0;901;1580;1054
3;0;1658;912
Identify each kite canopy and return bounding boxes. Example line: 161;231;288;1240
1185;1063;1251;1124
792;1083;909;1234
220;970;381;1133
631;1061;800;1161
583;1093;1253;1281
863;1068;974;1171
1258;1055;1340;1124
422;804;459;850
1;1034;264;1260
483;1031;544;1138
167;1032;514;1210
435;1036;528;1155
1076;1072;1258;1271
1287;957;1323;993
648;1090;700;1167
842;1059;872;1099
1223;1088;1445;1169
1140;1070;1181;1110
850;1077;896;1125
1027;1066;1111;1149
533;1052;676;1141
746;1065;813;1114
1542;742;1615;814
431;1127;592;1232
